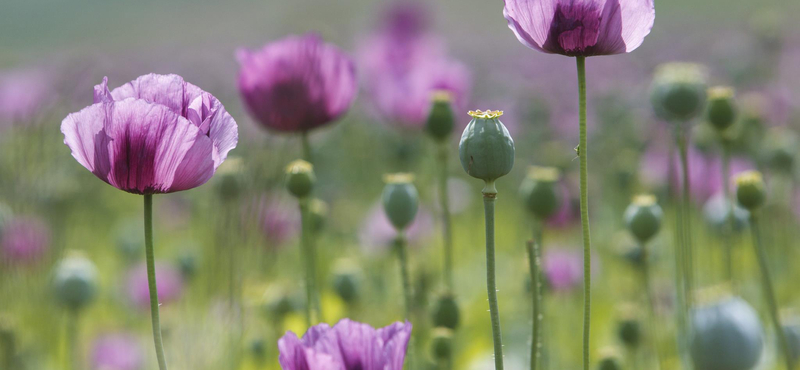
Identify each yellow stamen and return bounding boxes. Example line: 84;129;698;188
468;110;504;119
631;194;657;207
383;173;415;184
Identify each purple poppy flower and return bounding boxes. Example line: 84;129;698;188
256;195;300;247
1;216;50;266
359;203;433;254
358;2;471;130
91;333;144;370
503;0;656;57
236;34;357;133
61;74;238;195
127;262;184;309
0;69;54;125
278;318;412;370
543;248;600;293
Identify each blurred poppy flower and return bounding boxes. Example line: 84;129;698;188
61;74;238;194
236;34;357;133
278;318;412;370
543;248;600;293
0;69;54;126
503;0;655;57
91;333;144;370
127;262;184;309
0;216;50;266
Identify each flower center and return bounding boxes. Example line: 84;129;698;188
545;2;602;56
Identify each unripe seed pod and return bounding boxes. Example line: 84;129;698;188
690;295;764;370
262;285;296;320
519;166;561;220
53;252;98;311
624;194;663;244
285;160;315;199
706;86;737;132
430;327;454;360
381;174;419;231
761;127;797;174
215;156;243;201
431;293;460;330
596;348;623;370
735;171;766;211
650;63;708;122
616;305;642;349
331;259;361;304
459;110;515;187
425;91;456;142
308;198;328;233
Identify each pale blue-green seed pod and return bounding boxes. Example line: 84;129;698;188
53;253;98;311
285;160;315;199
651;63;709;122
519;166;561;220
381;173;419;231
624;194;663;244
459;110;515;190
690;295;764;370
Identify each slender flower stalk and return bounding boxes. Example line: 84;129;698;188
676;126;694;307
144;195;168;370
438;143;454;291
483;187;504;370
720;143;734;282
637;245;665;370
66;310;78;370
395;233;412;320
527;238;542;370
575;56;592;370
285;160;319;326
301;131;313;164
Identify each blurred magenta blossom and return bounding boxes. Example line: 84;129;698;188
91;333;144;370
61;74;238;194
546;182;578;229
237;34;357;133
359;203;433;254
127;262;184;309
250;194;300;247
358;1;470;130
0;216;50;266
279;318;412;370
503;0;655;57
0;68;54;125
543;248;600;293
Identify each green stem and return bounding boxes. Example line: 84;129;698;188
299;198;320;326
437;143;454;292
66;309;78;370
395;233;413;320
677;127;694;306
483;190;503;370
721;143;733;284
576;55;592;370
639;244;665;370
527;236;542;370
673;126;692;370
144;194;168;370
301;131;312;164
750;214;793;370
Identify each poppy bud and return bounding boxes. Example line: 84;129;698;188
285;160;315;199
519;166;561;220
735;171;767;211
459;110;515;190
650;63;708;122
425;91;456;142
690;295;764;370
431;293;460;330
616;305;642;349
624;194;663;244
761;128;797;174
382;174;419;231
596;348;623;370
215;157;243;201
308;198;328;233
430;327;454;360
53;253;98;311
332;260;361;304
706;86;737;132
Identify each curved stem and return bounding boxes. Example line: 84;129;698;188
301;131;312;164
576;55;592;370
483;191;503;370
144;194;168;370
750;214;793;370
437;143;454;292
299;198;320;326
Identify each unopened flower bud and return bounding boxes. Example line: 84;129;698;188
332;259;361;304
706;86;737;132
616;305;642;349
431;293;460;330
519;166;561;220
430;327;454;360
285;160;315;199
53;252;98;311
624;194;663;244
650;63;708;122
382;174;419;231
690;295;764;370
459;110;515;189
425;91;456;142
735;171;766;211
596;348;623;370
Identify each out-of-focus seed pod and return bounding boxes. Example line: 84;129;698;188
702;194;749;233
285;160;315;199
616;305;642;349
114;219;143;262
331;259;361;305
381;174;419;231
650;63;709;122
761;127;797;174
431;293;460;330
53;252;98;311
459;110;515;189
215;156;244;201
596;348;623;370
262;285;296;320
690;295;764;370
735;171;767;211
176;250;197;281
519;166;561;220
706;86;737;132
430;327;454;360
249;337;266;361
624;194;663;244
308;198;328;233
425;91;456;142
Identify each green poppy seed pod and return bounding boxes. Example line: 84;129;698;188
519;166;561;220
783;322;800;364
459;110;515;190
690;296;764;370
425;91;456;142
735;171;767;211
177;251;197;281
331;259;361;304
53;253;98;311
285;160;315;199
308;198;328;233
761;128;797;174
705;86;737;132
215;157;243;201
616;306;642;349
249;337;266;361
262;285;296;320
650;63;709;122
624;194;663;244
430;327;454;360
381;174;419;231
431;293;460;330
596;349;623;370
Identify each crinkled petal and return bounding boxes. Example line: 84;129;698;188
617;0;655;52
377;321;412;370
503;0;558;52
109;74;190;116
93;76;113;103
